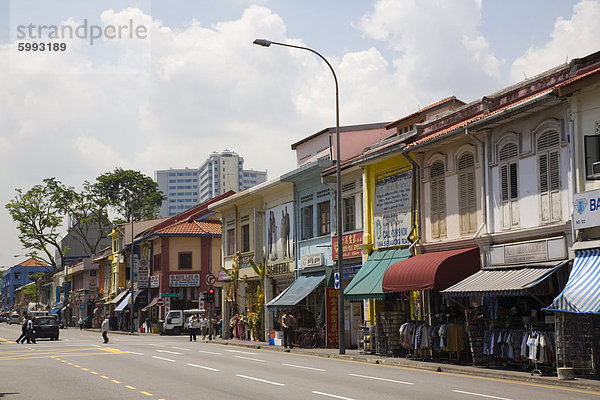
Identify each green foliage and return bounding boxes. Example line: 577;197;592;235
22;272;45;300
95;168;166;223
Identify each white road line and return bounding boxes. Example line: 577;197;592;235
225;349;257;355
349;373;414;385
152;356;175;362
91;344;101;348
282;363;325;372
235;356;265;362
149;343;164;347
452;390;513;400
127;351;144;355
187;363;220;372
312;391;354;400
172;347;190;351
156;350;183;355
236;375;285;386
198;350;223;355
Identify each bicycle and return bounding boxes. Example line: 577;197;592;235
299;325;326;348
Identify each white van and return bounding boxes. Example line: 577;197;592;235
163;309;205;335
9;314;21;325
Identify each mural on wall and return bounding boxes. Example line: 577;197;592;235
373;169;412;248
265;201;295;264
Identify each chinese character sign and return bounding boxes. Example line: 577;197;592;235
374;169;412;248
326;288;339;347
332;232;363;260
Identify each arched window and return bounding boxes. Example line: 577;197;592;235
499;142;519;229
429;161;446;238
538;130;561;222
458;152;477;234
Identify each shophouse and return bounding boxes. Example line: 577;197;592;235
69;258;98;323
1;258;50;311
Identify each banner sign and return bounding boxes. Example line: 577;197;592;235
150;275;160;288
169;273;200;287
574;188;600;229
326;288;339;348
265;201;295;265
374;169;412;248
332;232;363;260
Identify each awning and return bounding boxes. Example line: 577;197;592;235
344;248;411;301
266;275;325;310
114;290;143;312
142;297;160;312
383;247;480;292
442;260;568;297
546;249;600;313
106;290;129;305
50;308;60;314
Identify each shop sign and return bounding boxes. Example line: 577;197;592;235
267;263;292;276
373;169;412;248
169;273;200;287
218;269;232;281
489;237;566;266
326;288;339;347
302;253;324;268
332;232;363;260
573;188;600;229
150;275;160;288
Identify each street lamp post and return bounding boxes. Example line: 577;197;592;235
253;39;345;354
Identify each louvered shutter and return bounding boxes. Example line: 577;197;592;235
458;153;476;234
438;179;447;236
537;131;561;223
430;180;439;238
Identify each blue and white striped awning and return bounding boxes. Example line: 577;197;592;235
545;249;600;313
442;260;568;298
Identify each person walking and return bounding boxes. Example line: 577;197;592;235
78;317;84;330
188;314;198;342
26;316;36;344
281;310;295;351
16;316;28;344
199;314;209;340
101;317;109;344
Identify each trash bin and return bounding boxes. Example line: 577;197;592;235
158;320;164;335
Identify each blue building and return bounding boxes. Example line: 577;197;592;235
1;258;50;311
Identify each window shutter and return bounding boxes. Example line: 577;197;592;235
509;163;518;199
539;153;548;193
549;151;560;191
438;179;447;236
501;165;508;202
430;180;439;238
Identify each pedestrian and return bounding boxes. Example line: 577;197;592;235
78;317;84;330
16;316;27;344
281;310;295;351
26;316;36;344
199;314;209;340
101;317;109;343
188;314;197;342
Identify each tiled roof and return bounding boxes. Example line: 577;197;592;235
385;96;465;129
19;258;49;267
156;220;221;236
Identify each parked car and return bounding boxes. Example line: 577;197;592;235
33;316;59;340
9;314;20;325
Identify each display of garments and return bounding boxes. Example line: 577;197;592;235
483;327;554;365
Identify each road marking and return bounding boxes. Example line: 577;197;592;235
235;356;265;362
105;348;121;352
236;374;285;386
140;391;153;396
73;365;81;368
226;349;257;355
0;337;12;342
156;350;182;355
127;351;144;355
67;362;73;365
312;391;354;400
81;368;90;371
173;347;190;351
91;344;101;348
198;350;223;355
90;371;98;375
61;360;67;363
282;363;325;372
452;390;512;400
187;363;220;371
125;385;136;390
101;376;109;379
152;356;175;362
112;380;121;384
349;373;413;385
149;343;164;347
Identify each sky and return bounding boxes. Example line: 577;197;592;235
1;0;599;270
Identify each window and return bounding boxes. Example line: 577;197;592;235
227;229;235;255
301;205;314;240
458;152;477;234
241;225;250;252
538;131;561;222
178;252;192;269
318;201;330;236
343;197;355;232
585;134;600;179
14;272;21;280
152;254;161;272
499;142;519;229
429;161;446;238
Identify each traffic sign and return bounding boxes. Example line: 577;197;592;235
156;298;165;307
334;272;340;289
206;273;216;285
161;293;182;298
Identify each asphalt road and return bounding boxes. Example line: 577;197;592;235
1;323;598;400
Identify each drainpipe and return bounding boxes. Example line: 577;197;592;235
402;152;420;255
465;128;487;254
568;117;577;243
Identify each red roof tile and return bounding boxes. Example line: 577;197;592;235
156;220;221;236
19;258;49;267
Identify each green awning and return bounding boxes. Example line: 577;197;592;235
344;248;411;301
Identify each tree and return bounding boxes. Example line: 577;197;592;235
95;168;166;223
22;272;45;307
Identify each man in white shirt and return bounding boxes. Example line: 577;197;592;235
199;314;209;340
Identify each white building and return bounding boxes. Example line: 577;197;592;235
156;150;267;217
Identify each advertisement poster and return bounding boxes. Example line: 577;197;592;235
374;169;412;248
326;288;339;348
265;201;295;264
169;273;200;287
332;231;363;260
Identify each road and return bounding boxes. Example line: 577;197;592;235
0;323;598;400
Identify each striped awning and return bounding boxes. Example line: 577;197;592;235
545;249;600;313
442;260;568;297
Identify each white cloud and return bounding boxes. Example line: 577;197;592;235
510;0;600;82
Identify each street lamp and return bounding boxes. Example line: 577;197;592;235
253;38;345;354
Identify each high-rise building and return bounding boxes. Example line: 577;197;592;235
156;150;267;217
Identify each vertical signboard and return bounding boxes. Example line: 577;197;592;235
373;169;412;248
326;288;339;347
265;201;295;264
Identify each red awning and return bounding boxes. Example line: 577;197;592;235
382;247;480;292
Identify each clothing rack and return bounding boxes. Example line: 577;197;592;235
526;322;555;376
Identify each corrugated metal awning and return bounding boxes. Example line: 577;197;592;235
266;275;325;310
442;260;568;297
